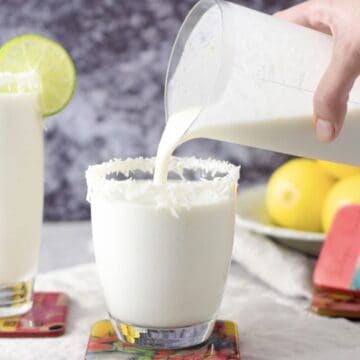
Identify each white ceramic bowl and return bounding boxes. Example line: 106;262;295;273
237;184;325;256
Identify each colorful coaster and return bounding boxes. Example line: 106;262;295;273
0;292;68;337
311;288;360;318
311;205;360;318
85;320;240;359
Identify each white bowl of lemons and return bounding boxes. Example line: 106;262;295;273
237;159;360;256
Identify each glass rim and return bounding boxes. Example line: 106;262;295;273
86;156;239;185
85;157;240;209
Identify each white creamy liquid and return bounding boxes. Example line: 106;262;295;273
87;158;239;328
91;192;234;327
154;109;197;184
0;92;43;284
155;97;360;185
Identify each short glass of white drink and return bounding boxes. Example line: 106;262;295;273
86;157;239;349
0;72;43;317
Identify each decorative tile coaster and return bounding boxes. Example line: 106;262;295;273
0;292;68;337
311;288;360;318
85;320;240;359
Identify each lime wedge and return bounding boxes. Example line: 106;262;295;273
0;34;76;116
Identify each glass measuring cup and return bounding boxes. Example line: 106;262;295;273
165;0;360;165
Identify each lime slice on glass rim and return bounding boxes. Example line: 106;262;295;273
0;34;76;116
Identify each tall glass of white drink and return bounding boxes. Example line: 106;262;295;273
86;157;239;349
0;72;43;317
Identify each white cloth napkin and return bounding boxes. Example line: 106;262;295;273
0;264;106;360
0;250;358;359
232;221;315;299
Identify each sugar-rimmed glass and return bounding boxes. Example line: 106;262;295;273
86;157;239;349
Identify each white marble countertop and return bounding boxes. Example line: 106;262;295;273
1;222;359;360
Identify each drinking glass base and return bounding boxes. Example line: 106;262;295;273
110;315;215;349
0;279;34;318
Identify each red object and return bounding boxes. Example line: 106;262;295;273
313;205;360;292
311;205;360;318
0;292;68;337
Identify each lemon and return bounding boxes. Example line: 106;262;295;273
266;158;335;232
91;320;116;338
322;174;360;232
0;34;76;116
317;160;360;179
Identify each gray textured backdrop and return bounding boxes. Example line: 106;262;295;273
0;0;300;220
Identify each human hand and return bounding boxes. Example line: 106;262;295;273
276;0;360;142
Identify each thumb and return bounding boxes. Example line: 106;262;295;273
314;41;360;142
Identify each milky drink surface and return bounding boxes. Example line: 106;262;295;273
155;2;360;184
0;92;43;284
